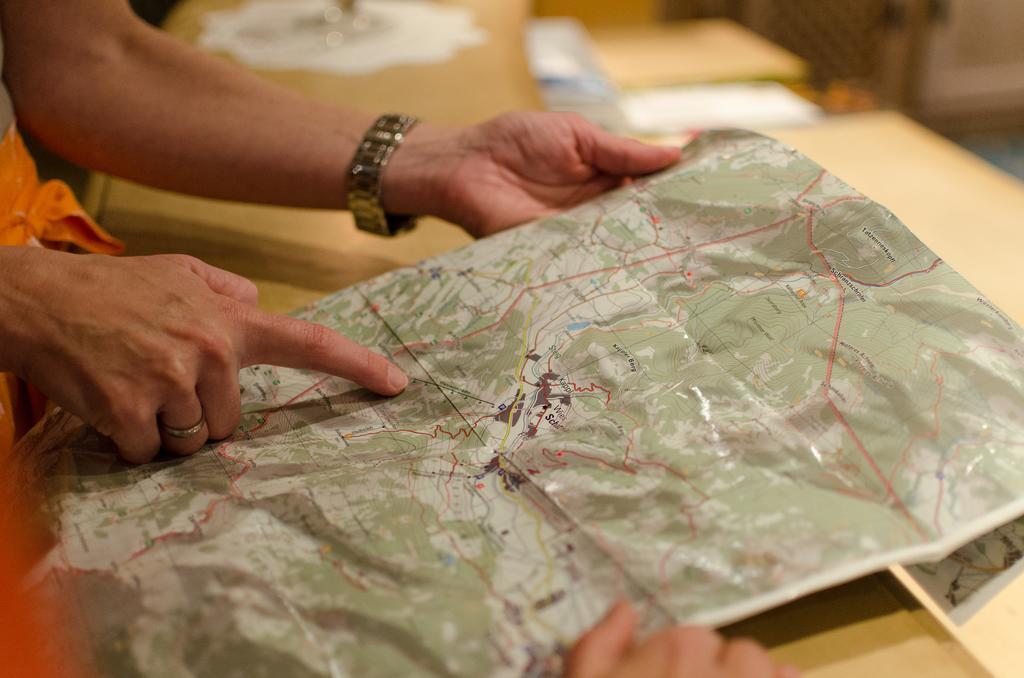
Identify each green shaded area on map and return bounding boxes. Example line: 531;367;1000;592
32;130;1024;677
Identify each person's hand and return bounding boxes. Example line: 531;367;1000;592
382;112;681;237
566;601;799;678
0;247;408;463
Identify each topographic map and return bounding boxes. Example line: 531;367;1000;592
25;130;1024;677
908;515;1024;623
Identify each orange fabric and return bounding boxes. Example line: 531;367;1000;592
0;126;105;678
0;513;63;678
0;124;123;455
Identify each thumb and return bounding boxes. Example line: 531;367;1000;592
159;254;259;306
578;124;681;176
237;307;408;396
565;600;639;678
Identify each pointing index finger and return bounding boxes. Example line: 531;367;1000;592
238;307;408;396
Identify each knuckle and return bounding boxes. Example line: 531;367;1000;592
239;277;258;299
153;358;195;398
216;296;249;326
196;329;235;369
107;400;150;433
93;379;129;416
161;253;199;269
93;381;143;429
100;405;158;464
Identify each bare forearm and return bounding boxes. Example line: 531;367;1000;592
3;0;376;209
0;0;679;236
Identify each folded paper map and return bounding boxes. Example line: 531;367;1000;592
26;130;1024;676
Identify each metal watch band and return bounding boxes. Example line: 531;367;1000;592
347;113;419;236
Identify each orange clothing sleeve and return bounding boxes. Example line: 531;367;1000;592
0;124;124;454
0;123;114;677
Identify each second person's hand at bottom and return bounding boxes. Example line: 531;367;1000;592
567;601;799;678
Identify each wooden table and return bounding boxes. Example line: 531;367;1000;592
86;0;537;312
588;19;808;89
86;5;1024;676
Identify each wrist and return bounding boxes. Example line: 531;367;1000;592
379;121;460;221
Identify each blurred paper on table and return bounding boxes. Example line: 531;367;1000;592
620;82;822;135
199;0;487;75
907;516;1024;624
525;18;628;131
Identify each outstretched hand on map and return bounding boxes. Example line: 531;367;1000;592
382;112;681;236
567;602;798;678
0;248;408;463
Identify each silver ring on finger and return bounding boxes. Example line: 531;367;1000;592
159;407;206;439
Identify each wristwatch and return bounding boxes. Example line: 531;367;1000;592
347;113;419;236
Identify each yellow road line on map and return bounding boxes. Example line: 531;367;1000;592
498;298;537;453
489;296;564;635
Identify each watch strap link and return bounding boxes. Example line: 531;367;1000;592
347;113;419;236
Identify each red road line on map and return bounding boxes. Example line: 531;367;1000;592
545;440;711;500
631;459;710;500
805;211;845;388
805;210;927;538
656;508;700;592
353;425;473;440
237;376;332;438
657;544;679;593
347;413;492;443
570;382;612;405
845;258;943;288
795;169;826;203
122;376;335;565
396;213;801;355
888;348;948;485
440;452;461;517
553;448;636;474
819;195;865;210
126;496;233;561
824;480;884;502
824;398;925;536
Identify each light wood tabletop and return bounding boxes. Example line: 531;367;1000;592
85;4;1024;677
589;19;808;90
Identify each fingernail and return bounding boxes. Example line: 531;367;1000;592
388;364;409;393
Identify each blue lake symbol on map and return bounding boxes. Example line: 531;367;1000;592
567;321;591;332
